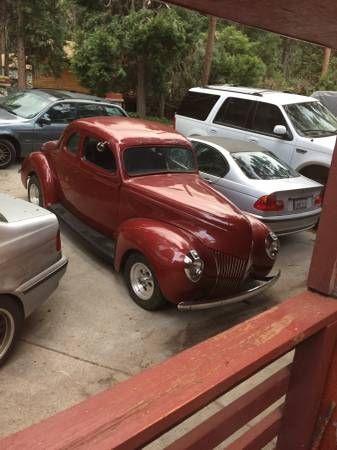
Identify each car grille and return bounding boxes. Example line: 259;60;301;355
213;250;248;291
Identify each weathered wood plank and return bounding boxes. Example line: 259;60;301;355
1;291;337;450
166;365;290;450
225;407;282;450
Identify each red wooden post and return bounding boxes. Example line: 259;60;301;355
276;322;337;449
313;338;337;448
308;141;337;295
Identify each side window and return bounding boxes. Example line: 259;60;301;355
177;91;220;120
47;102;76;124
77;103;105;119
193;142;229;178
252;102;288;136
214;98;255;129
104;105;126;117
83;136;116;173
66;132;81;154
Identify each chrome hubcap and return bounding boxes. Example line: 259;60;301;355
0;309;15;359
130;262;154;301
29;183;40;205
0;144;10;166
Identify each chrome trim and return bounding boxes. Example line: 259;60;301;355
17;256;69;295
177;271;281;311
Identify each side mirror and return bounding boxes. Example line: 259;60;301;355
38;114;52;127
273;125;287;137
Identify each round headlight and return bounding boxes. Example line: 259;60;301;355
184;250;204;282
265;232;280;259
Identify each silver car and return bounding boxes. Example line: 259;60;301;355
0;89;127;169
0;194;68;364
190;136;323;235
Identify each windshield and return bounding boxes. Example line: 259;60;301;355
232;151;299;180
0;91;51;118
284;101;337;137
124;146;197;176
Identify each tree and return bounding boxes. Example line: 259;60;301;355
210;25;266;86
202;16;217;86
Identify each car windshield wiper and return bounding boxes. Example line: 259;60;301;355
0;104;17;116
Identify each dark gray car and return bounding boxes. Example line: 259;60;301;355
0;89;128;168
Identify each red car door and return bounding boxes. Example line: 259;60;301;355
70;133;121;236
55;127;83;209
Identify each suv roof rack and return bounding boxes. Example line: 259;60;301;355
204;85;274;97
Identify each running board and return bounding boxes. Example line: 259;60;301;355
50;204;115;264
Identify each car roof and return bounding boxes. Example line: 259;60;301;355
190;86;317;106
73;117;190;147
27;89;105;102
190;136;268;153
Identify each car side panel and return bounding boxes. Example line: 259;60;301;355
115;218;215;304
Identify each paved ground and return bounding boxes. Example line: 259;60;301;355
0;164;316;442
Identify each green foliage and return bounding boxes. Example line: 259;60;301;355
211;26;266;86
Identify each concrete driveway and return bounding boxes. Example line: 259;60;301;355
0;164;316;438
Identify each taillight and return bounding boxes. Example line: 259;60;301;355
314;193;323;206
254;194;284;212
56;229;61;252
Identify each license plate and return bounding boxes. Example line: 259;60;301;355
293;198;308;210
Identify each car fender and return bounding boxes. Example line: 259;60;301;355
115;218;207;303
21;152;59;207
296;158;330;173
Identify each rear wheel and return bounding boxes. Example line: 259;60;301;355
124;253;167;311
0;139;16;169
28;175;44;207
0;296;24;366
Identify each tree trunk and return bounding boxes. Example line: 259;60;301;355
321;47;331;77
137;58;146;117
202;16;217;86
159;92;165;118
0;0;7;76
16;0;26;89
281;38;292;79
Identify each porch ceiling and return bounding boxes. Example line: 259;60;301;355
167;0;337;49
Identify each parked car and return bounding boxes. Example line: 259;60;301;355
312;91;337;117
0;89;128;169
175;85;337;184
190;136;323;236
21;117;280;311
0;194;68;365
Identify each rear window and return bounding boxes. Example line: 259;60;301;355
232;151;299;180
177;91;220;121
124;146;196;176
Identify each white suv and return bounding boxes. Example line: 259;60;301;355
175;86;337;184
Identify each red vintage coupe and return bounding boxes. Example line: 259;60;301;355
20;117;280;311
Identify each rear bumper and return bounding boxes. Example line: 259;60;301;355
251;211;320;236
177;271;280;311
16;256;68;317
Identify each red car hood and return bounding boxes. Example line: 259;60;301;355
126;173;253;258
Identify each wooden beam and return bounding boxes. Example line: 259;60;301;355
308;140;337;295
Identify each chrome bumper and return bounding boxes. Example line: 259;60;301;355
17;256;68;317
177;271;280;311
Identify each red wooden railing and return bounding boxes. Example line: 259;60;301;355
2;110;337;450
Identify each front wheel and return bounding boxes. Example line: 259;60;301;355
28;175;44;207
124;253;167;311
0;296;24;366
0;139;16;169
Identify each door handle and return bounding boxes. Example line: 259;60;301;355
296;148;307;154
248;139;258;143
209;129;217;135
204;177;214;184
